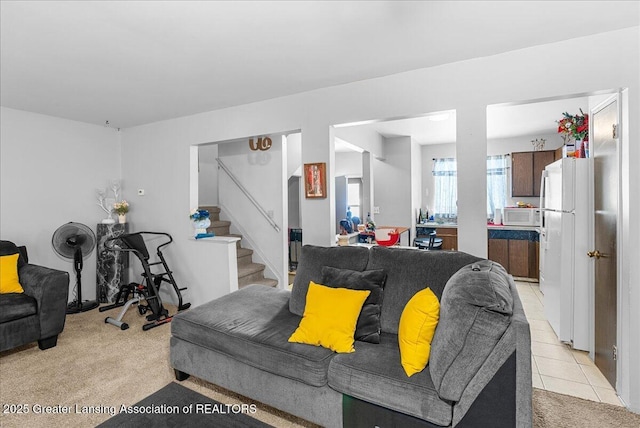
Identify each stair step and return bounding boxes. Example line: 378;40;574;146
207;220;230;236
198;206;221;222
237;248;253;266
238;263;268;287
238;262;265;278
239;278;279;289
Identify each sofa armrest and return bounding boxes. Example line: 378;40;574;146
19;264;70;340
452;283;532;428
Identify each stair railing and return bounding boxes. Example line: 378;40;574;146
216;158;281;233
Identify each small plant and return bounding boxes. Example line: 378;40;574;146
113;200;130;215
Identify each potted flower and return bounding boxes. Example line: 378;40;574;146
113;200;129;223
557;110;589;157
190;209;211;237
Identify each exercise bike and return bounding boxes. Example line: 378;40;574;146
100;232;190;331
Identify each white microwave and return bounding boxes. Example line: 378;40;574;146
502;207;541;226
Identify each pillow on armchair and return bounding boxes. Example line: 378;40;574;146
0;253;25;294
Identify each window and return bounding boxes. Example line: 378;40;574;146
487;155;508;217
432;158;457;218
347;178;363;221
432;155;508;219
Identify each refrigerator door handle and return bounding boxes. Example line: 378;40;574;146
539;170;548;226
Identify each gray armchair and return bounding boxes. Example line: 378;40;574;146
0;240;70;352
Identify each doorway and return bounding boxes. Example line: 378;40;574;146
591;94;619;388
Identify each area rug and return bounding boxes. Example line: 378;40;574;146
533;388;640;428
97;382;272;427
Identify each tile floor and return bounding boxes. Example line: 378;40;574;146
516;280;624;406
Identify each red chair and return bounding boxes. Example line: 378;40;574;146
375;229;400;246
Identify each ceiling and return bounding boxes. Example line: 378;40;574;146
1;1;638;130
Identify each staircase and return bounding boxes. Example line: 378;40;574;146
200;206;278;289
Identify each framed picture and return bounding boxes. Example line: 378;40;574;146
304;163;327;199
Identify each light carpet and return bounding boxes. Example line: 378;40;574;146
0;303;314;428
1;302;639;427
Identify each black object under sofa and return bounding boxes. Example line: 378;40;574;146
170;245;532;427
0;240;70;352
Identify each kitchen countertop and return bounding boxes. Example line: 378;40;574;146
487;224;540;232
418;222;540;232
418;222;458;228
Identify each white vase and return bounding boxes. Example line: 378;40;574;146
118;214;126;224
192;218;211;237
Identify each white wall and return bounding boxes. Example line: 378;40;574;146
488;132;564;157
116;27;638;410
198;144;218;206
373;137;413;234
411;138;423;238
286;132;302;178
334;125;384;159
288;176;301;229
0;107;121;302
286;132;302;230
335;151;363;178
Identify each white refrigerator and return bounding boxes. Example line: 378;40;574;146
539;157;592;351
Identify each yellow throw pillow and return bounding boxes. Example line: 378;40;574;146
0;254;24;294
289;281;371;353
398;287;440;377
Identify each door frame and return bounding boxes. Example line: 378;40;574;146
589;90;623;389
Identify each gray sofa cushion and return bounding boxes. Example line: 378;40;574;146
328;332;453;426
320;266;387;343
171;285;334;387
0;293;37;323
290;245;370;316
366;247;482;335
429;260;514;402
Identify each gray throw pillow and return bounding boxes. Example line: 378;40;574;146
290;245;370;316
321;266;387;344
429;260;514;402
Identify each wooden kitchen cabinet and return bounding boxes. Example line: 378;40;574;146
488;238;509;270
508;240;530;277
512;150;557;197
437;227;458;251
487;231;539;279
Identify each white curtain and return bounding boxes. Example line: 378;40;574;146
487;154;509;217
432;158;457;218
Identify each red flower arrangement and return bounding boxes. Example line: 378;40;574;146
557;110;589;141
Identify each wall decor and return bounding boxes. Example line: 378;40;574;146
249;137;272;151
531;138;546;151
304;162;327;199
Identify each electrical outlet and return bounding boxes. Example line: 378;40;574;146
137;189;145;196
373;206;380;214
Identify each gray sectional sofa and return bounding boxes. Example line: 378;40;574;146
170;245;532;427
